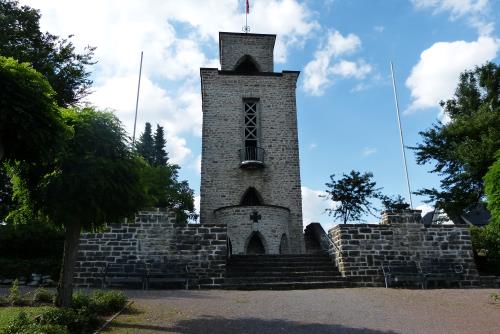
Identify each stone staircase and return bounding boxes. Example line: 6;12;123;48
223;252;352;290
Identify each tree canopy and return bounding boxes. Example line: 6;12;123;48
136;122;155;165
10;107;146;306
136;122;196;222
153;124;168;166
412;62;500;218
0;56;68;163
0;0;95;106
323;170;381;224
484;151;500;224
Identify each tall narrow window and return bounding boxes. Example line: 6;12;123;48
241;99;264;167
244;100;258;148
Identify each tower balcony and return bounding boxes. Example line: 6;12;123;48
239;146;265;169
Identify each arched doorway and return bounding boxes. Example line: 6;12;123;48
246;232;266;254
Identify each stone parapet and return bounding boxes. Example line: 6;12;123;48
380;209;422;225
328;223;479;287
74;210;227;288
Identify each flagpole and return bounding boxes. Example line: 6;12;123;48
243;0;250;33
390;61;413;209
132;51;143;147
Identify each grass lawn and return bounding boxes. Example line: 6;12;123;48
0;306;54;330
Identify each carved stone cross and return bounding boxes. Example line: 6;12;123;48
250;211;261;223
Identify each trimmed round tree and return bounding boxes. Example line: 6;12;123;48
13;107;146;307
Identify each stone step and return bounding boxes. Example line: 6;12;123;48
230;254;329;259
226;270;341;278
226;267;339;274
222;280;353;290
227;261;334;267
225;275;341;284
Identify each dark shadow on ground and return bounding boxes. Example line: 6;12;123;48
110;315;399;334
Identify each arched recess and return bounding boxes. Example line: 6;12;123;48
245;231;267;254
227;237;233;257
234;55;261;73
240;187;264;206
279;234;289;254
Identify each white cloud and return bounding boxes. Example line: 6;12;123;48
405;36;499;112
362;147;378;157
330;60;372;79
303;30;372;95
309;143;318;150
193;195;201;223
21;0;318;165
191;154;202;174
88;75;194;164
411;0;489;17
301;186;337;232
416;203;434;216
374;25;385;33
411;0;493;35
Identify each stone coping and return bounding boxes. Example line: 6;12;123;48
330;223;468;228
200;68;300;77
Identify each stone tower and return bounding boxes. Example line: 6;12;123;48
199;32;304;254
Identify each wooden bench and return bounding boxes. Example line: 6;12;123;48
382;262;425;289
101;263;147;289
144;261;190;290
421;262;464;288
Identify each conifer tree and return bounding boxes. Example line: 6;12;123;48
136;122;155;165
153;125;168;166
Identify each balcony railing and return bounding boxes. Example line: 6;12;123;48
239;146;265;168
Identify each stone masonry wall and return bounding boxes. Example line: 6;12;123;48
200;68;304;253
329;223;480;287
74;210;227;288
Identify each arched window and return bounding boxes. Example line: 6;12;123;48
240;187;263;206
234;55;260;73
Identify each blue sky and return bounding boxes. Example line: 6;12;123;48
23;0;500;230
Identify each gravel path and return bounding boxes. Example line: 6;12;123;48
105;288;500;334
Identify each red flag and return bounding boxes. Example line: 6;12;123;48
246;0;250;14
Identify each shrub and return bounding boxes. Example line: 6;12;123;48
71;290;93;311
90;290;128;315
0;312;68;334
34;288;55;304
470;224;500;275
38;307;98;334
8;279;20;306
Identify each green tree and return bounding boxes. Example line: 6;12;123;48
0;56;68;163
323;170;381;224
139;164;197;223
379;195;409;212
0;167;13;221
484;151;500;223
10;107;146;307
0;0;95;106
136;122;155;165
412;62;500;218
153;124;168;166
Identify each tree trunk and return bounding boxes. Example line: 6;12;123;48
55;220;82;307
